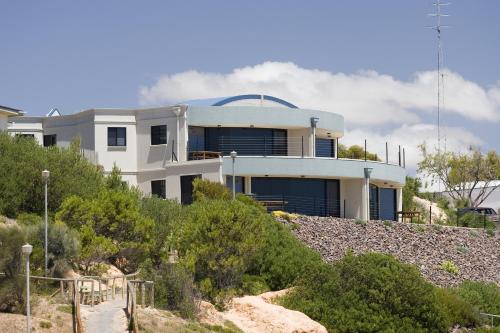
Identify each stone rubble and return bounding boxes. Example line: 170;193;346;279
286;216;500;287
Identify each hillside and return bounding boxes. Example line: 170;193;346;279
287;216;499;287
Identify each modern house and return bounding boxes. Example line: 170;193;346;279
0;105;23;131
7;94;406;220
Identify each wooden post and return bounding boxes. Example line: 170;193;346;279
72;281;77;333
60;280;65;300
150;283;154;308
429;205;432;224
91;280;95;307
141;283;145;308
112;277;116;300
98;279;102;303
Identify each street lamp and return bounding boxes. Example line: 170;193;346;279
22;243;33;333
364;168;373;221
42;170;50;276
230;151;237;199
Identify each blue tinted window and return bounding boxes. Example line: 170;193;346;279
251;177;340;217
316;138;334;157
379;188;396;221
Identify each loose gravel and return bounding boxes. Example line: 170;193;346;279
286;216;500;287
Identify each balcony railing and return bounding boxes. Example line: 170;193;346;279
252;194;341;217
186;136;406;167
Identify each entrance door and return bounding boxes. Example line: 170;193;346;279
379;188;397;221
180;175;201;205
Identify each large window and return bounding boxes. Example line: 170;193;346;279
225;176;245;194
316;138;335;158
252;177;340;217
107;127;127;146
204;127;287;156
151;125;167;145
151;180;166;199
43;134;57;147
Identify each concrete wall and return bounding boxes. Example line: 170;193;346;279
287;128;311;157
0;115;7;131
341;179;364;219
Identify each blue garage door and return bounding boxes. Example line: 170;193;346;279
379;188;397;221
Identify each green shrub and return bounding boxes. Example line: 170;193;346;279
16;213;43;226
486;228;495;237
355;218;366;226
39;320;52;329
459;212;496;229
250;216;323;291
140;197;183;268
241;275;270;295
0;226;26;313
281;253;449;333
150;263;199;319
0;133;103;218
440;260;459;274
434;288;480;328
177;199;266;304
456;245;469;254
383;220;393;227
192;178;231;202
456;281;500;317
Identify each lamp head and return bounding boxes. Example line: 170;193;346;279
230;151;237;159
364;167;373;179
22;243;33;255
42;170;50;179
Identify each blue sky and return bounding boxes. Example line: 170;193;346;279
1;1;499;169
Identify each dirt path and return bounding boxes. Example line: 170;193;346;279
81;298;128;333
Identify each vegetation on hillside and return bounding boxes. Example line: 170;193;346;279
0;133;498;331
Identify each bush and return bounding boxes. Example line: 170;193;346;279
0;226;26;313
0;133;103;218
456;281;500;317
177;199;266;304
192;178;231;202
434;288;480;328
282;252;450;333
440;260;459;274
140;197;183;268
16;213;43;226
459;212;496;229
240;275;270;295
151;263;199;319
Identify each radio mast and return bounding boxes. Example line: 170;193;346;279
427;0;450;154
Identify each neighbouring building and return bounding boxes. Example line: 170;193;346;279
7;94;406;220
0;105;23;131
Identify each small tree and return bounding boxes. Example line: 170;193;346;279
418;145;500;208
338;144;379;161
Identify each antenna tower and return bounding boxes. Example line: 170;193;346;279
427;0;450;154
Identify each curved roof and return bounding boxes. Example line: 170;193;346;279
182;94;298;108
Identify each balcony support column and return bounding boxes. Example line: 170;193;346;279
362;168;373;221
244;176;252;195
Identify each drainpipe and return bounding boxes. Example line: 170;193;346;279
173;107;182;162
363;168;373;221
310;117;319;157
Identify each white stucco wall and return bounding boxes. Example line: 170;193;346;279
341;179;364;219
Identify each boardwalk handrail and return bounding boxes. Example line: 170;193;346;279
126;280;139;333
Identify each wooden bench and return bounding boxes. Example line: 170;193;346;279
397;211;421;223
260;200;288;211
189;151;222;160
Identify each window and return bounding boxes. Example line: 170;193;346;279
151;125;167;145
107;127;126;146
151;180;166;199
43;134;57;147
16;134;35;139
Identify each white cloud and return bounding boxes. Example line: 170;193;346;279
342;124;483;172
139;61;500;125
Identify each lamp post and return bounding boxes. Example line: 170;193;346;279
230;151;237;199
22;243;33;333
364;168;373;221
42;170;50;276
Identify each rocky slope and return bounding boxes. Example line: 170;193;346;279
287;216;499;287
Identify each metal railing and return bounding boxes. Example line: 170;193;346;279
187;136;407;167
252;194;341;217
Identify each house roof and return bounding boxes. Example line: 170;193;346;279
181;94;298;108
0;105;23;116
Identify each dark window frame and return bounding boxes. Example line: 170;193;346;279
43;134;57;147
151;125;167;145
107;127;127;147
151;179;166;199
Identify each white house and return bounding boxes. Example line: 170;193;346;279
7;94;406;220
0;105;22;131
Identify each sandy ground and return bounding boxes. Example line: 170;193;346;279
0;298;73;333
200;290;327;333
81;298;128;333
